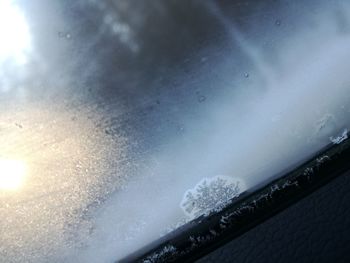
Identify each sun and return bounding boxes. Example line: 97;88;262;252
0;158;27;191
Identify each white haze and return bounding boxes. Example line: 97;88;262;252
71;1;350;262
1;1;350;262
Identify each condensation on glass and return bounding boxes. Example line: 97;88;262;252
0;0;350;262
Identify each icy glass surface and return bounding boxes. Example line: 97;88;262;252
0;0;350;262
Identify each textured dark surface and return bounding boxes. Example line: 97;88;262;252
197;170;350;263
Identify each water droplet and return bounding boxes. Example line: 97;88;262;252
58;31;71;39
15;123;23;129
178;125;185;133
198;95;206;103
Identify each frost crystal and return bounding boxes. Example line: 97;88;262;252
330;129;348;144
143;245;176;263
180;176;244;219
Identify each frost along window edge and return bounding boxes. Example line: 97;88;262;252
120;132;350;263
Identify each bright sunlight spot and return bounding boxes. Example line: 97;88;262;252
0;0;31;65
0;159;27;191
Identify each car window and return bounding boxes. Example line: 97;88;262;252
1;1;350;262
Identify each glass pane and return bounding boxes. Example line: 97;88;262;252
1;0;349;262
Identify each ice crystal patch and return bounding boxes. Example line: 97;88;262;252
330;129;348;144
180;176;245;219
143;245;176;263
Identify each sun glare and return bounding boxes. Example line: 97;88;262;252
0;0;31;65
0;159;27;191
